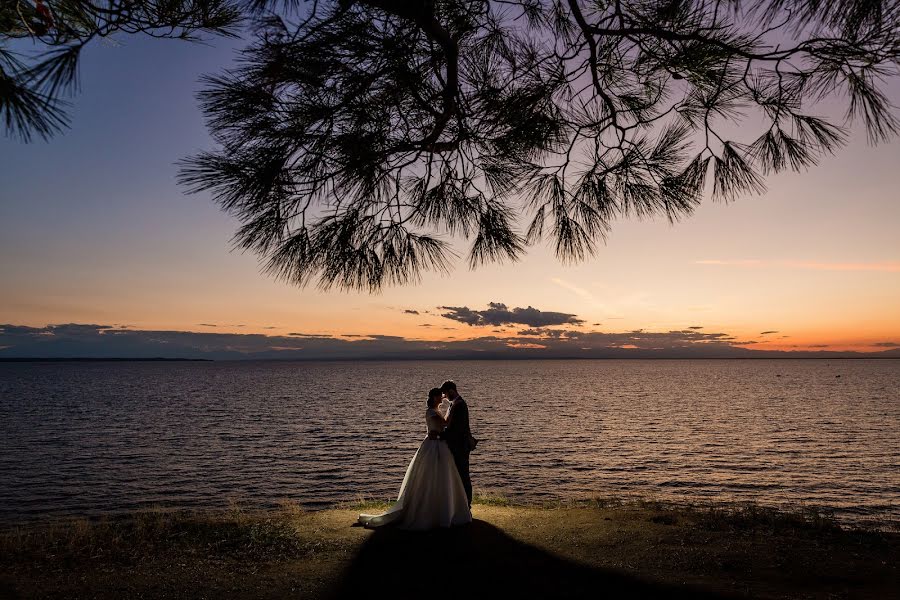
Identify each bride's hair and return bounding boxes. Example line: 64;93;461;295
427;387;442;408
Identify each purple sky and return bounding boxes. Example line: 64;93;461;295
1;26;898;358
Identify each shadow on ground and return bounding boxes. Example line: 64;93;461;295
330;519;732;599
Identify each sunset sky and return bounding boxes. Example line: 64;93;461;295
1;35;898;358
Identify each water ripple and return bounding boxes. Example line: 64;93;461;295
0;359;898;526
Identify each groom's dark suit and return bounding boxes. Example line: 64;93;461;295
442;396;473;506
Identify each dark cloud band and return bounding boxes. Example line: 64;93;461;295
1;323;893;360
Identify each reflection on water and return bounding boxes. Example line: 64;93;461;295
1;359;898;525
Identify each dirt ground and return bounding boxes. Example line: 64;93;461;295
1;502;897;599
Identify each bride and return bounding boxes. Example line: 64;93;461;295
358;387;472;530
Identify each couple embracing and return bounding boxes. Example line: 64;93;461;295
358;380;477;530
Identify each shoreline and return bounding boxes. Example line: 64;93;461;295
2;497;898;599
2;496;896;533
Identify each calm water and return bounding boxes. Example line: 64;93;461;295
1;359;898;526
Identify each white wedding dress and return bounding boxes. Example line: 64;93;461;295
358;405;472;530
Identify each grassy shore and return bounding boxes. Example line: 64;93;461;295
1;497;897;599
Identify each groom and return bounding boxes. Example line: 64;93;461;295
440;380;473;507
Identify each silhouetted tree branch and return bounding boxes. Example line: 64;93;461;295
17;1;892;292
1;0;242;141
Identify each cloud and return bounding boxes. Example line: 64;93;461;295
696;259;900;272
439;302;585;327
696;260;763;267
0;324;46;335
517;328;579;339
874;341;900;347
287;333;338;338
403;309;420;315
688;326;703;330
198;324;217;327
550;278;598;304
0;323;892;361
784;261;900;272
760;330;779;335
50;323;115;334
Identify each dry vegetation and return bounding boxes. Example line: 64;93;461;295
1;497;897;599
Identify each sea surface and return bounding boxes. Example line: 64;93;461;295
1;359;898;526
